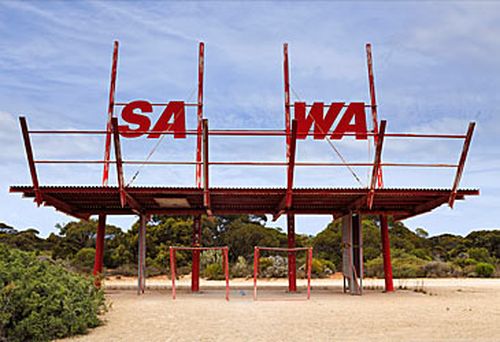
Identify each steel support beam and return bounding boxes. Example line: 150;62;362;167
283;43;291;160
380;215;394;292
352;213;363;293
449;122;475;208
274;120;298;221
191;215;202;292
196;42;205;188
102;40;119;186
19;117;42;206
202;119;211;215
287;213;297;292
93;214;106;287
111;117;126;207
286;120;298;208
137;214;147;294
42;193;90;221
366;43;383;187
367;120;387;209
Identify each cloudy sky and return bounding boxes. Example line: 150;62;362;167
1;1;498;237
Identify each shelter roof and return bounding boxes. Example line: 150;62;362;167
10;185;479;221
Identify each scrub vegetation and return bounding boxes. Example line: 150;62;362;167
1;216;498;280
0;216;498;340
0;243;105;342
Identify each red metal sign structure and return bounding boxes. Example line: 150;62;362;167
10;41;478;296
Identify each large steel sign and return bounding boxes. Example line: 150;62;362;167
118;100;368;140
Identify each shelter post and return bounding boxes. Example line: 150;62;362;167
287;213;297;292
191;215;202;292
352;213;363;293
137;214;147;294
93;214;106;286
380;215;394;292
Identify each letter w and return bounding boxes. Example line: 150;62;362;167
294;102;344;139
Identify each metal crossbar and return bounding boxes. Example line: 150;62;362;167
168;246;230;301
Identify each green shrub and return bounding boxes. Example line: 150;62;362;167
259;256;288;278
468;247;492;263
308;258;335;278
0;244;105;342
423;261;461;278
72;247;96;273
204;263;224;280
365;254;426;278
231;256;251;278
475;262;495;278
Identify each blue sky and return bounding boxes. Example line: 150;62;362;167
0;1;499;237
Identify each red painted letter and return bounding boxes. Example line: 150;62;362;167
148;101;186;139
331;102;368;140
119;100;152;138
295;102;345;139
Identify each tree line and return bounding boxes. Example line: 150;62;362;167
0;215;498;278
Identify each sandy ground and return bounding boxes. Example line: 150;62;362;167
59;277;500;342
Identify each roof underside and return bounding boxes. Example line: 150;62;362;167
10;186;479;221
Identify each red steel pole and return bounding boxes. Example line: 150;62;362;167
307;248;313;300
366;43;383;188
102;40;119;186
170;247;176;300
253;247;259;300
224;247;230;301
380;215;394;292
93;215;106;286
191;216;202;292
195;42;205;188
287;214;297;292
283;43;291;162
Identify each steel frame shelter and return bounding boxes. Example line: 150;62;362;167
169;246;230;301
253;246;313;300
10;41;479;295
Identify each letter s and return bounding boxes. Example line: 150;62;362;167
119;100;152;138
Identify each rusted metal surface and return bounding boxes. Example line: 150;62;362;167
102;40;119;186
93;214;106;283
10;185;478;221
202;119;211;215
111;118;126;207
285;120;298;209
283;43;291;162
366;43;383;188
367;120;387;209
19;117;42;205
196;42;204;189
449;122;476;208
287;214;297;292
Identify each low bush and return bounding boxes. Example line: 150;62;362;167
365;255;427;278
231;256;251;278
259;256;288;278
475;262;495;278
308;258;335;278
72;247;96;273
0;244;105;342
204;263;224;280
423;261;461;278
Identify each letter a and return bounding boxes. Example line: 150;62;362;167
331;102;368;140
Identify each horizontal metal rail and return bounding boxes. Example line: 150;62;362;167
169;246;228;251
115;102;199;107
255;246;312;252
27;129;467;139
33;160;459;168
